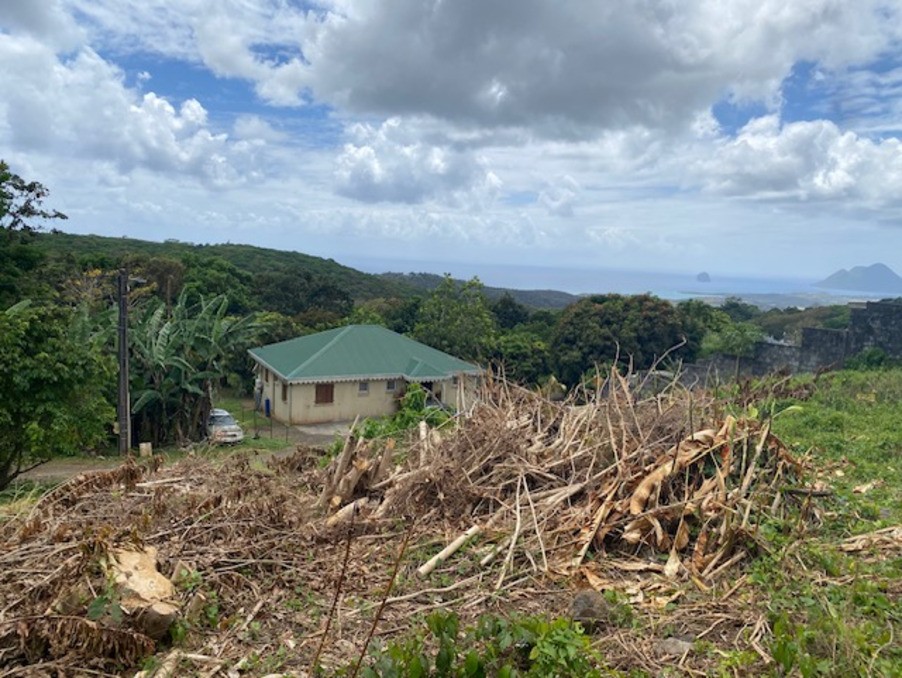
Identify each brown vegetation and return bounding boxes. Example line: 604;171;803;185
0;373;821;676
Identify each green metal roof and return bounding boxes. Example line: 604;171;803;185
248;325;481;383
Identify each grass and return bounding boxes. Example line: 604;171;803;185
747;368;902;677
213;392;299;451
0;479;58;517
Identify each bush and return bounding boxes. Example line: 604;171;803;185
356;383;452;440
348;611;603;677
844;347;899;370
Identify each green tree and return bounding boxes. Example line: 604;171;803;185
492;330;551;384
383;296;421;334
720;296;761;323
413;275;496;361
0;303;114;490
346;303;387;326
1;160;67;234
701;320;763;358
491;292;530;330
676;299;729;362
0;161;68;306
755;304;850;342
252;266;352;319
181;253;254;313
123;255;186;307
550;294;684;386
700;319;763;380
129;292;259;445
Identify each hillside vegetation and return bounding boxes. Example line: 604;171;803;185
379;271;580;309
1;368;899;676
33;232;412;302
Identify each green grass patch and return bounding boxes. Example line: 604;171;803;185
748;368;902;677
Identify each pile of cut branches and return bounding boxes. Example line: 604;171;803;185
0;369;818;676
321;370;806;586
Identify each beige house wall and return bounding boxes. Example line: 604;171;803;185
287;380;400;424
256;369;481;425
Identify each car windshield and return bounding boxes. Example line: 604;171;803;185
210;414;237;427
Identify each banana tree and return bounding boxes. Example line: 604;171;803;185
129;291;259;445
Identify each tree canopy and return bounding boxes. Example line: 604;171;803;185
0;303;113;490
0;161;68;306
1;160;67;234
413;275;496;361
551;294;685;386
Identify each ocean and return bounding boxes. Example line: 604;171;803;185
342;257;891;305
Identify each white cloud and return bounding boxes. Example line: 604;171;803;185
539;176;580;217
334;118;499;204
0;33;272;186
233;115;285;142
56;1;902;136
63;0;313;106
3;0;902;280
696;115;902;205
0;0;84;50
299;0;902;136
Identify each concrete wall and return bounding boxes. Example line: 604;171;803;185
683;300;902;381
797;327;848;373
260;374;476;425
286;380;400;424
848;301;902;357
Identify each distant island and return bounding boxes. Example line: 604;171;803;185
815;263;902;293
696;272;711;283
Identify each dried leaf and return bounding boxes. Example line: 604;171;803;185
610;560;665;573
852;480;883;494
663;549;681;579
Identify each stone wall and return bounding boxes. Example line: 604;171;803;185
848;301;902;357
683;300;902;381
797;327;849;373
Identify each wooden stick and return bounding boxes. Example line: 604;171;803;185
522;478;548;572
326;497;371;527
417;524;482;577
495;478;523;590
309;523;354;674
349;521;414;678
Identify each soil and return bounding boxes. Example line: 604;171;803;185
18;421;346;484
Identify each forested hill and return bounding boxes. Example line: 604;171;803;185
379;272;579;309
32;232;578;309
32;232;413;301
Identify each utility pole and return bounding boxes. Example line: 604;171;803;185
117;269;130;455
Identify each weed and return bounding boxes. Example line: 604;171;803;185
174;567;204;593
203;590;221;628
86;577;124;626
602;590;635;628
140;655;162;674
169;619;189;645
346;610;606;677
247;620;262;641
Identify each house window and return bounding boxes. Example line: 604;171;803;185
281;382;288;402
452;376;460;387
264;369;269;383
386;379;396;392
315;383;334;405
358;381;369;396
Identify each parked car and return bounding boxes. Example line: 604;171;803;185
207;408;245;444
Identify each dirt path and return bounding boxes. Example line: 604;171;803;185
19;456;128;483
19;429;341;485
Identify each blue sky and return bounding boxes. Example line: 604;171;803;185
1;0;902;288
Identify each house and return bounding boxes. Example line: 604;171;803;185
248;324;482;425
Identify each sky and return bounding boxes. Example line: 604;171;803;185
1;0;902;287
